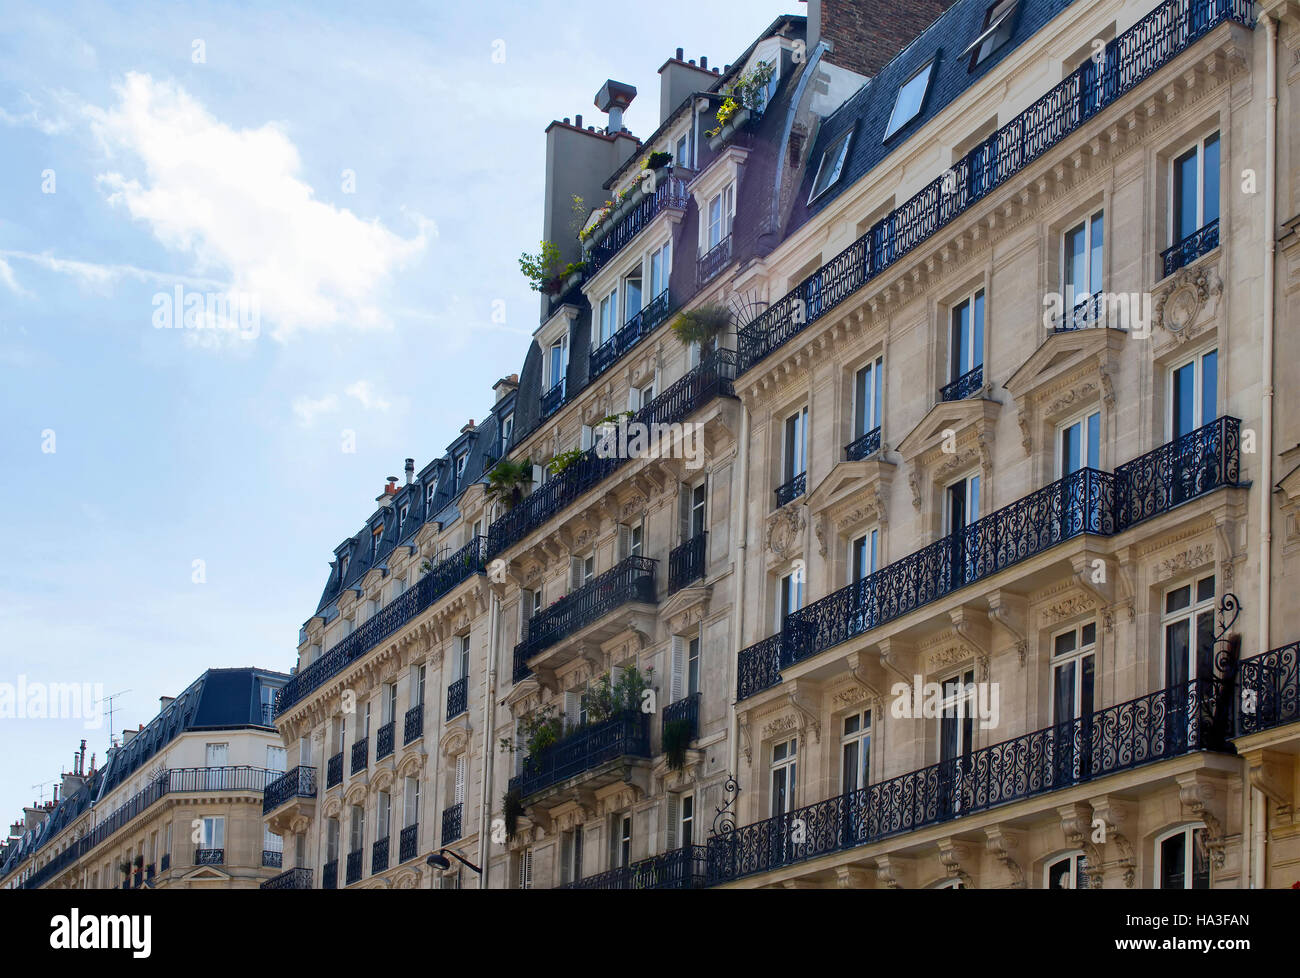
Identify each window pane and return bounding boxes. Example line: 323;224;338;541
1201;350;1217;426
972;292;985;366
1203;134;1220;225
1173;147;1198;242
885;61;933;139
1086;412;1100;469
1089;213;1104;294
1061;422;1081;475
1064;222;1086;309
1172;361;1195;438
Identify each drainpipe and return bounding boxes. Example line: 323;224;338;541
476;588;500;888
1258;14;1277;655
728;400;751;779
1253;787;1267;889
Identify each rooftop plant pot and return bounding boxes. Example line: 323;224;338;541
708;107;751;152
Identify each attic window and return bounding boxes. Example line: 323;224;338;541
372;527;383;560
964;0;1018;69
398;503;408;535
340;555;350;580
426;478;438;511
808;126;854;204
884;59;935;141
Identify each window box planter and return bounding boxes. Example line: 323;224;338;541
707;108;751;152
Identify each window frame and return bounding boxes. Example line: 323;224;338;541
884;59;936;141
1060;209;1104;314
1167;131;1220;246
807;126;854;204
1056;409;1101;478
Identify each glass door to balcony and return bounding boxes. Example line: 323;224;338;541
939;671;974;817
1051;624;1096;786
769;738;797;868
1163;576;1216;752
947;475;980;588
205;742;228;790
839;712;871;847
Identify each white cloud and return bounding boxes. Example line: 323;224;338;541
345;380;391;412
0;258;29;297
0;92;70;135
291;393;339;426
0;249;224;293
88;72;431;340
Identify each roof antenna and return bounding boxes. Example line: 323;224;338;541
30;779;55;806
94;689;131;749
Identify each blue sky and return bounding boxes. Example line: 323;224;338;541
0;1;798;826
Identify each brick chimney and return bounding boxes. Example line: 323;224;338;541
809;0;958;77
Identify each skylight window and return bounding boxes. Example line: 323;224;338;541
884;60;935;141
808;126;854;203
964;0;1018;69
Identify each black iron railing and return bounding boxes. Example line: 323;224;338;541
326;752;343;788
372;836;389;874
590;289;671;380
160;854;169;872
261;703;275;727
261;867;312;890
541;379;567;422
668;532;707;594
508;711;651;799
845;426;881;462
563;844;708;889
145;863;155;883
698;233;734;284
345;849;363;885
513;555;657;683
275;536;487;717
940;364;984;402
663;692;700;743
376;722;395;760
262;850;283;868
351;738;368;775
775;472;806;508
709;677;1230;885
404;703;424;744
589;175;689;271
736;0;1254;373
1162;218;1220;277
399;824;419;863
1237;642;1299;736
446;676;469;720
738;418;1241;700
1052;290;1110;332
488;351;736;560
322;859;338;889
442;803;463;845
194;848;224;866
262;766;317;815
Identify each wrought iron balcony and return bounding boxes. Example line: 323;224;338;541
262;850;282;868
194;848;224;866
376;721;395;760
345;849;363;885
487;351;737;560
709;677;1232;885
372;836;389;874
940;364;983;402
261;867;312;890
562;844;708;890
590;288;671;380
512;555;657;682
738;418;1241;700
662;692;700;742
668;531;707;594
698;233;733;285
399;824;419;863
1162;218;1220;278
275;536;487;717
446;676;468;720
588;175;689;272
326;752;343;788
774;472;806;508
845;426;881;462
351;738;368;775
736;0;1255;373
261;703;275;727
508;711;651;800
322;859;338;889
540;378;566;421
161;854;169;872
441;803;463;845
262;765;317;815
404;703;424;744
1051;290;1110;332
1236;641;1299;737
146;863;155;883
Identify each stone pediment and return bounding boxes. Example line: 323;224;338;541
1004;327;1123;455
440;716;473;758
897;397;1001;467
659;584;711;636
806;457;896;535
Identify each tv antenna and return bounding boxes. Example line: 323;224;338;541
94;689;131;748
30;779;56;805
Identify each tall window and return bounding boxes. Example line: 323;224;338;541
1052;623;1096;725
376;791;391;841
675;132;691;168
548;338;567;391
611;814;633;868
939;669;976;764
706;184;734;250
411;663;426;706
1046;851;1089;889
1062;211;1104;314
1169;349;1217;439
403;776;420;828
688;481;707;539
853;357;884;440
687;636;701;697
779;569;803;628
949;291;985;384
770;738;798;816
382;682;397;725
840;711;871;793
1058;411;1100;476
349;805;365;854
516;847;534;889
200;816;224;851
850;529;879;584
266;745;287;773
623;269;642;323
561;826;583;884
1157;826;1209;889
947;475;981;534
649;241;671;299
1170;132;1220;245
457;634;471;681
1163;575;1215;688
783;407;808;484
598;289;619;345
500;412;514;449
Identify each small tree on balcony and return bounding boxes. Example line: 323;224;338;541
484;458;534;511
582;666;654;724
671;304;731;349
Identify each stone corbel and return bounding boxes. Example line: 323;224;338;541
1177;773;1228;869
1214;517;1241;591
1071;553;1116;632
1247;751;1293;814
907;466;922;512
531;662;559;694
986;592;1028;667
1057;801;1106;888
834;866;874;888
737;709;753;766
984;826;1025;888
1017;408;1033;456
950;612;991;682
786;687;821;745
1089;795;1137;887
845;652;882;708
876;637;915;684
936;838;975;888
873;853;913;889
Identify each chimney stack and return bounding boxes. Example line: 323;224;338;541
809;0;958;78
595;79;637;134
404;458;415;484
658;51;719;126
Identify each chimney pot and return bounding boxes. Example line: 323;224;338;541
688;59;695;65
676;47;684;59
575;113;582;128
700;56;707;69
405;458;415;484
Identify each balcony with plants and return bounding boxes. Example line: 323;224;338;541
703;60;774;153
582;152;687;273
589;287;672;381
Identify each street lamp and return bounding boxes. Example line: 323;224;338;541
426;848;481;875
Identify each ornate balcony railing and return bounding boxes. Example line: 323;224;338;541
668;532;707;594
709;677;1231;885
399;824;419;863
260;703;275;727
845;426;881;462
345;849;363;885
194;848;224;866
1162;218;1220;277
1051;290;1110;332
774;472;806;508
351;738;369;775
322;859;338;889
145;863;155;883
262;849;282;868
738;420;1241;699
441;803;463;845
446;676;469;720
376;722;395;760
590;289;671;380
275;536;487;717
589;175;690;272
513;555;657;682
940;364;984;402
508;711;651;800
262;765;317;815
371;836;389;874
1237;642;1299;737
736;0;1255;373
487;351;737;560
562;844;708;890
161;854;169;872
663;692;700;743
326;752;343;788
261;867;312;890
541;379;568;423
698;233;733;284
404;703;424;744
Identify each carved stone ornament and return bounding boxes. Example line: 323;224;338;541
767;506;805;559
1153;265;1222;337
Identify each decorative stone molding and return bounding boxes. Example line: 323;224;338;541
1058;801;1106;889
766;505;806;559
1152;263;1223;340
936;838;975;888
984;826;1025;888
1153;542;1216;582
1040;593;1097;624
1177;773;1228;870
1089;796;1137;888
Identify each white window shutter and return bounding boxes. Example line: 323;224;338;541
627;387;639;412
666;794;679;851
608;818;619;868
670;636;685;703
678;485;691;541
455;754;466;805
563;690;578;730
560;833;572;883
531;464;544;489
617;524;630;560
569;556;582;590
581;425;593;450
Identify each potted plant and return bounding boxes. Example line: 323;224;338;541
662;717;692;771
501;788;524;843
671;304;732;349
484;458;534;511
705;60;775;150
646;150;673;172
519;241;574;295
548;448;586;477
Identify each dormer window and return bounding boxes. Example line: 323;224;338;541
964;0;1018;70
884;59;934;141
808;126;853;204
426;478;438;512
454;452;468;486
501;412;514;450
340;555;350;580
397;503;409;536
372;527;383;562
